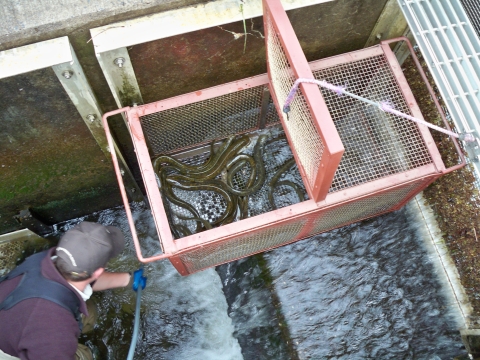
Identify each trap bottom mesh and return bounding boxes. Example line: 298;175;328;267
158;126;308;239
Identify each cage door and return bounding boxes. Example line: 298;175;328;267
263;0;344;202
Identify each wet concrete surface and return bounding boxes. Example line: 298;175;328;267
0;67;121;233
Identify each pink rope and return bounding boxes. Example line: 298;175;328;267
283;78;476;143
380;103;475;142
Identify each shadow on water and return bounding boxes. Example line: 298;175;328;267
217;254;298;360
44;201;466;359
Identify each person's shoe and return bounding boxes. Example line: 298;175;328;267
75;344;93;360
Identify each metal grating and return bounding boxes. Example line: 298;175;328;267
311;55;433;193
140;85;279;156
177;218;307;274
305;182;423;238
399;0;480;182
461;0;480;37
265;11;324;190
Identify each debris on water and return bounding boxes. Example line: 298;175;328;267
402;52;480;317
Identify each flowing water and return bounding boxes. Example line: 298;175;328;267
263;206;465;359
47;204;243;360
45;200;465;359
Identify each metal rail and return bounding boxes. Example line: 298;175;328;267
382;36;466;173
102;108;172;263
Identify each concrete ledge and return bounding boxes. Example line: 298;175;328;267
90;0;333;53
407;193;473;328
0;0;211;51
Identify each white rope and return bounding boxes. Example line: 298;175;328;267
283;78;475;142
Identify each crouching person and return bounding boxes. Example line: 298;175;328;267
0;222;133;360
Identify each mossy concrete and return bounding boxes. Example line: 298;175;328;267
0;67;121;234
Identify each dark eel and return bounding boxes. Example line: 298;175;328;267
224;134;268;196
271;180;305;208
166;174;238;226
157;165;205;233
154;133;289;235
154;136;248;235
174;224;193;237
225;155;257;194
238;196;249;220
176;214;213;231
267;157;301;210
153;135;236;175
183;135;250;179
265;133;287;146
225;156;256;219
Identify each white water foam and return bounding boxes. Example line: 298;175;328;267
53;204;243;360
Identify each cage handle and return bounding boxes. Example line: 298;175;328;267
380;36;466;174
102;108;171;263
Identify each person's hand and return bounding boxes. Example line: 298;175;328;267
132;268;147;291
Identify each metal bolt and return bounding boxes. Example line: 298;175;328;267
86;114;96;122
114;57;126;68
62;70;73;79
131;188;136;193
376;33;382;40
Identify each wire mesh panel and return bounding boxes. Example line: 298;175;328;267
263;0;344;202
309;55;433;193
140;83;279;156
174;218;308;274
103;27;460;274
158;128;308;239
109;40;452;274
171;178;430;274
303;180;430;238
264;16;322;189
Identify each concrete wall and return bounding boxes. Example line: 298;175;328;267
0;0;408;235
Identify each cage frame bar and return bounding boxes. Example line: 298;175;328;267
169;171;438;275
263;0;344;203
171;163;439;250
382;37;466;173
305;39;447;173
102;107;174;262
380;38;445;172
135;74;271;117
103;43;464;270
126;110;177;254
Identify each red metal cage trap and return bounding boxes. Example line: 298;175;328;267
102;0;465;275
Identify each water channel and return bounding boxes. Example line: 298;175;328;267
44;198;466;359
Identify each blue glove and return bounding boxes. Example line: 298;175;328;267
132;268;147;291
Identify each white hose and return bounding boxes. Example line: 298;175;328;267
127;285;143;360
